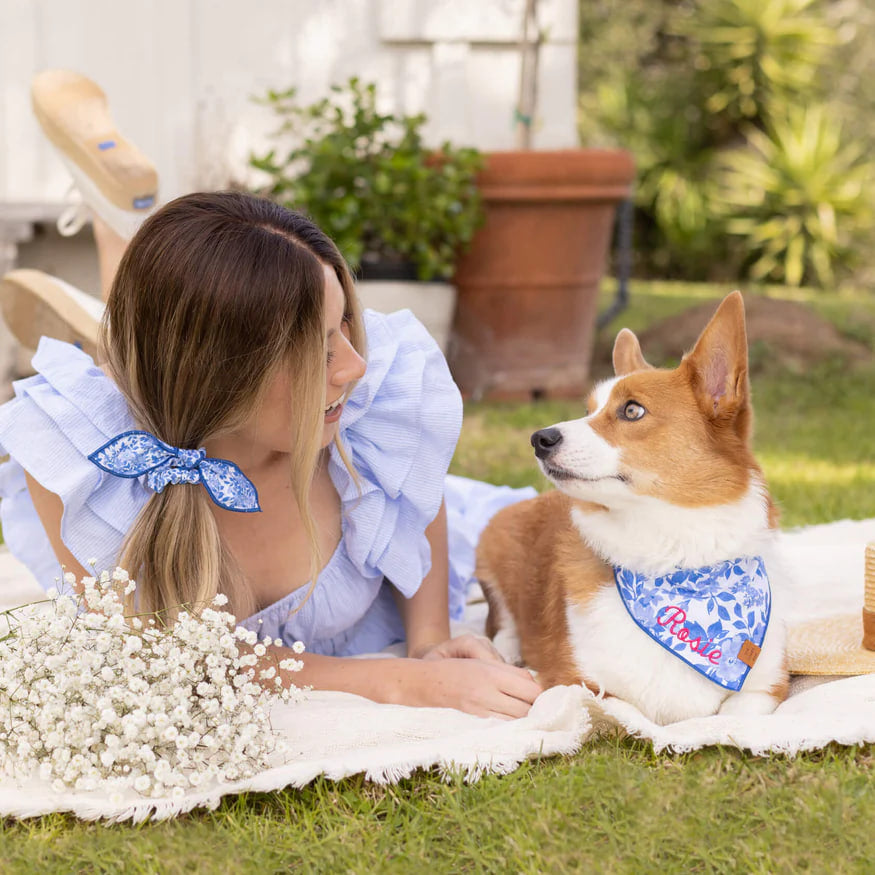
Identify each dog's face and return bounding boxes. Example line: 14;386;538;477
532;292;760;510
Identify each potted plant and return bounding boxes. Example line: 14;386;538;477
448;0;636;399
249;78;484;353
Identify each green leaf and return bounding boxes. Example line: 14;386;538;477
246;77;483;280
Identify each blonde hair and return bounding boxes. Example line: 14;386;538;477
100;191;365;620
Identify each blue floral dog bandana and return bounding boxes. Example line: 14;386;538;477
614;556;771;692
89;430;261;513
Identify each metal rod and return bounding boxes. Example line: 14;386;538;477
597;197;633;330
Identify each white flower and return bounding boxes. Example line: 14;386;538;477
123;636;143;656
292;641;306;655
0;564;305;798
100;750;116;768
279;658;304;673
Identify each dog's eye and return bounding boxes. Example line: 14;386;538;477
619;401;646;421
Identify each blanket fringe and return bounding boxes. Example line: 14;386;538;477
0;686;594;822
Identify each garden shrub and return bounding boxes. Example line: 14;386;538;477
579;0;875;287
250;78;483;281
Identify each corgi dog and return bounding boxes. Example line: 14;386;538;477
476;292;788;725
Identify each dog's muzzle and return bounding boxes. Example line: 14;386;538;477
531;427;563;460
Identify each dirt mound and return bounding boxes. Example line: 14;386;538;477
596;296;873;378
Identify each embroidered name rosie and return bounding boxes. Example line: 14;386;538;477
613;556;771;692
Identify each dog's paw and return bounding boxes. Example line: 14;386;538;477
492;628;523;666
717;691;779;717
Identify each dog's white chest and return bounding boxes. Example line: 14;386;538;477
565;587;728;724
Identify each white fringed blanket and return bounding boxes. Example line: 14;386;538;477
1;516;874;822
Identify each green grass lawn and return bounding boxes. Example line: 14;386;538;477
3;282;875;874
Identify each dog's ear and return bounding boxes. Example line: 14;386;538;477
612;328;653;376
682;291;750;422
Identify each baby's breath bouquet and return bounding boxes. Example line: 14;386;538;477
0;567;304;800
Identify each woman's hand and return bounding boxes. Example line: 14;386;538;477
270;647;542;720
401;657;542;719
415;633;506;663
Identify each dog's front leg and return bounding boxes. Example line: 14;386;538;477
717;690;781;716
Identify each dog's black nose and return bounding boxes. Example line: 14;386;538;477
531;427;563;459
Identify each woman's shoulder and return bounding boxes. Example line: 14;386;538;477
341;308;461;430
329;308;463;598
338;308;463;485
0;338;145;577
0;338;133;441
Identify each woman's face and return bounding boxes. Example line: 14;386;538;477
243;263;366;456
320;263;366;445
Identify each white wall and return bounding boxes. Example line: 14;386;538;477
0;0;579;206
0;0;579;385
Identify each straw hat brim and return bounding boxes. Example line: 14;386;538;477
787;613;875;676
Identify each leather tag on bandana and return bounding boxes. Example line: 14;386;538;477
738;639;761;668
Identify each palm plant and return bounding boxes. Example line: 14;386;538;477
714;104;875;286
681;0;839;122
596;73;720;273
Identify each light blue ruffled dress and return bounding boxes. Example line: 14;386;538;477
0;309;535;656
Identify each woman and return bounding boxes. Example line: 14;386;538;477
0;190;541;718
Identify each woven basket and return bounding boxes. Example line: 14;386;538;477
786;542;875;675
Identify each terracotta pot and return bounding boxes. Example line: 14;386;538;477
449;149;635;400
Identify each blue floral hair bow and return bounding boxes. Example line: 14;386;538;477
88;430;261;513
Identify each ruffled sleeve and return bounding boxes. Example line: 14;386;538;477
328;309;463;598
0;338;148;587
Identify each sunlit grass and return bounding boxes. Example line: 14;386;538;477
4;742;875;873
762;455;875;528
760;456;875;488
